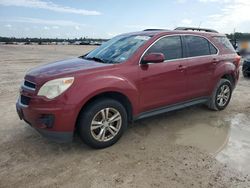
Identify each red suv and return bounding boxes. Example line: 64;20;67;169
16;27;240;148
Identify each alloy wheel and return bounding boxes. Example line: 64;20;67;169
217;84;230;107
90;107;122;142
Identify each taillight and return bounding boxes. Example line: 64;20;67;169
234;55;241;68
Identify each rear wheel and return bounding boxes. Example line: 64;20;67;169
207;79;232;111
78;98;127;148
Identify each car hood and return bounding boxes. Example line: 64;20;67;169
25;57;112;83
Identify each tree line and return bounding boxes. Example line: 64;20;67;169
1;32;250;44
226;32;250;41
0;37;108;44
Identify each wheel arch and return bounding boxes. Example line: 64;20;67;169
221;73;235;87
75;91;134;130
213;61;237;91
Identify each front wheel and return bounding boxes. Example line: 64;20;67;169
78;98;127;149
207;79;232;111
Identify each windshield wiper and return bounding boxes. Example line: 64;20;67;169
85;56;106;63
83;56;119;64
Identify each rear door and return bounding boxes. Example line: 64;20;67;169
183;35;218;99
139;35;188;112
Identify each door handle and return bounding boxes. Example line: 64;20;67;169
178;64;186;72
212;58;219;64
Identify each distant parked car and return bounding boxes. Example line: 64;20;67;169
242;56;250;77
79;41;90;45
16;27;241;148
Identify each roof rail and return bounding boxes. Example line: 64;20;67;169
143;29;167;31
174;27;218;33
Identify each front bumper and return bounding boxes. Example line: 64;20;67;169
36;128;73;143
16;97;76;143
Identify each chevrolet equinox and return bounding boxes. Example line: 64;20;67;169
16;27;241;148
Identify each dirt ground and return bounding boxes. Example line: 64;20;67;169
0;45;250;188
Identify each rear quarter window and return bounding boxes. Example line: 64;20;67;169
209;43;218;54
213;36;235;53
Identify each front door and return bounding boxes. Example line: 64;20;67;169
139;35;188;112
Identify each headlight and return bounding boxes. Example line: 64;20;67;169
38;77;74;99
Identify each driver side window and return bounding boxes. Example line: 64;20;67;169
146;36;183;61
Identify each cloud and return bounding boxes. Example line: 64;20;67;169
125;25;167;30
204;0;250;33
74;25;80;30
43;26;50;30
4;24;12;28
52;25;59;29
0;17;85;27
198;0;232;2
0;0;101;16
176;0;187;3
181;19;192;25
107;32;121;37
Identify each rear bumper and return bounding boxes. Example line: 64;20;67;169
16;98;76;143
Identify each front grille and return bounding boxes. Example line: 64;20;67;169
20;95;31;106
24;80;36;90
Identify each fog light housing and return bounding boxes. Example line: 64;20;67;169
39;114;55;128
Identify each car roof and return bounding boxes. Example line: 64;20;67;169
121;29;225;38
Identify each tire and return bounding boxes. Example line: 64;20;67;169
207;79;232;111
242;66;248;77
77;98;127;149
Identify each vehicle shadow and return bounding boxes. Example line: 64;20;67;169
1;104;227;158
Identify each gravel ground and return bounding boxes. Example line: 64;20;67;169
0;45;249;188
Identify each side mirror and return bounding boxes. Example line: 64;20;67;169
141;53;165;65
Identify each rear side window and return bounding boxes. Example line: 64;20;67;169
213;36;235;52
146;36;182;61
209;43;218;54
185;36;211;57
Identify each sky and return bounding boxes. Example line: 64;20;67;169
0;0;249;39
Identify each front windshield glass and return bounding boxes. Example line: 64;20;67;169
84;35;151;64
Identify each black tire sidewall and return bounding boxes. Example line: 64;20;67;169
78;98;127;149
242;65;249;77
215;80;232;110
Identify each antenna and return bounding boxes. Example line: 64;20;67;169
198;21;202;29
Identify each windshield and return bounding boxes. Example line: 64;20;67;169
84;35;151;64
